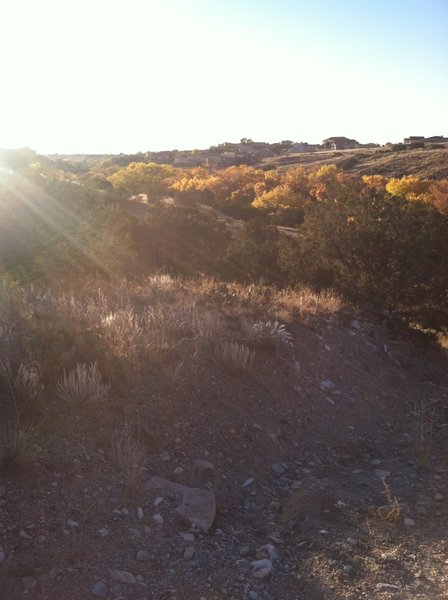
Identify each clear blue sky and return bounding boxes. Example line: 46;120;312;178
0;0;447;153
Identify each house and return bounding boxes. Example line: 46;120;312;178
322;137;359;150
425;136;446;144
289;142;320;153
403;136;425;146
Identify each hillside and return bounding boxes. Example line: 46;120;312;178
260;147;448;180
0;278;448;599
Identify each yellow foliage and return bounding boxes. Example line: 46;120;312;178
108;162;176;196
385;176;431;201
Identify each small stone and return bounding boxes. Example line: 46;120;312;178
371;459;382;466
346;537;356;545
320;379;336;391
343;564;353;573
92;580;107;597
269;500;282;512
109;569;135;584
404;517;416;527
272;463;286;475
256;544;280;561
67;519;79;529
121;508;129;516
239;544;251;556
160;451;170;462
243;477;255;488
374;469;391;479
183;546;195;560
376;582;400;592
248;591;258;600
251;558;273;579
173;466;184;476
137;507;144;519
319;529;329;536
153;513;164;524
381;553;397;562
22;576;36;591
72;458;81;474
336;500;347;508
19;529;32;539
350;319;362;330
154;497;164;507
99;528;110;538
193;459;214;471
434;493;443;501
136;549;150;562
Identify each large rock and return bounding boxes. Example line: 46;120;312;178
144;476;216;531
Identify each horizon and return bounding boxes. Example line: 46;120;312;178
1;0;447;154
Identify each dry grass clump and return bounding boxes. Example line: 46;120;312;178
111;418;145;492
250;320;293;349
100;309;144;373
14;362;43;402
57;362;110;406
214;341;254;373
276;286;342;317
0;418;43;468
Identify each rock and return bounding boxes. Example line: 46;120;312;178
173;466;184;476
0;546;4;563
137;507;144;519
19;529;32;539
193;459;215;472
153;513;164;525
320;379;336;391
67;519;80;529
249;591;258;600
343;564;353;573
92;580;107;597
256;544;280;561
371;459;382;466
376;582;400;592
350;319;362;330
183;546;195;560
435;493;444;501
251;559;273;579
381;553;397;562
404;517;416;527
99;528;110;538
374;469;391;479
269;500;282;512
272;463;286;475
154;497;164;506
160;451;170;462
145;476;216;531
243;477;255;488
109;569;135;584
136;549;150;562
22;576;36;591
180;532;195;542
239;544;251;556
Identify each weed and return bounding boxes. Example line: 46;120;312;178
111;418;145;492
0;418;44;468
57;362;110;406
14;362;43;402
213;341;254;372
250;320;293;349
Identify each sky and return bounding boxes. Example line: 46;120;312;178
0;0;447;153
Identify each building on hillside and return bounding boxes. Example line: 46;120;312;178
322;137;359;150
403;136;425;146
425;136;446;143
289;142;320;153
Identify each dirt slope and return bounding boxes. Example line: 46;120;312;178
0;299;447;599
261;147;448;180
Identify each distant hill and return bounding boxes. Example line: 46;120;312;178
259;146;448;179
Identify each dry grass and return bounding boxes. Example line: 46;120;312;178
0;418;44;468
111;418;145;492
57;362;110;406
214;341;254;373
249;320;293;349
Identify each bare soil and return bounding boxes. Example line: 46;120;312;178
1;311;448;599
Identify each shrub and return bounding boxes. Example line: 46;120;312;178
251;321;293;349
213;341;254;372
111;418;145;492
57;362;110;406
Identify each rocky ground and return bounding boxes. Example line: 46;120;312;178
1;311;447;599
